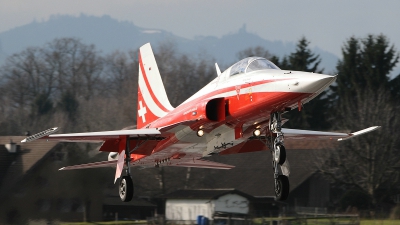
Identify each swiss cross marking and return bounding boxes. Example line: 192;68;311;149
138;101;147;123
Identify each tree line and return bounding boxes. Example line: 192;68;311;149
230;35;400;210
270;35;399;211
0;38;215;135
1;35;399;211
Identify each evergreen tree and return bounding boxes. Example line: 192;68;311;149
319;34;400;208
331;34;399;121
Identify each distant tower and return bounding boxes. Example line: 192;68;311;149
0;39;3;56
239;24;247;33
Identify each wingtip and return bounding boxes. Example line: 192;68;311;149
338;125;381;141
21;127;60;143
59;167;65;171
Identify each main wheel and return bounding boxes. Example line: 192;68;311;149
119;176;134;202
275;175;289;201
274;144;286;165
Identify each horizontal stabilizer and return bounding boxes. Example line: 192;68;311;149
173;159;235;170
59;160;117;171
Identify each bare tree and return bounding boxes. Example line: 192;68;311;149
317;88;400;207
0;37;216;136
45;38;103;101
0;38;106;134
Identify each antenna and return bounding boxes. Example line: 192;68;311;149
215;63;221;76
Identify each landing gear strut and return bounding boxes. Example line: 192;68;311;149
119;136;134;202
269;112;289;201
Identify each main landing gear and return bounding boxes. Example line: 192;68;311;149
116;136;163;202
119;175;133;202
119;137;134;202
269;112;290;201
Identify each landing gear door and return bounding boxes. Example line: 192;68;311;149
280;160;290;176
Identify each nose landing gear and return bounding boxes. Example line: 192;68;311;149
269;112;289;201
275;175;289;200
274;144;286;165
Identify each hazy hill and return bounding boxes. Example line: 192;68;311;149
0;14;338;72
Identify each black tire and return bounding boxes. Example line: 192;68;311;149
276;144;286;165
119;176;134;202
275;175;289;201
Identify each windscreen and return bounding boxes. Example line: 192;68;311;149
229;57;280;77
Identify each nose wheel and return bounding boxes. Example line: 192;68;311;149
269;112;290;201
275;175;289;200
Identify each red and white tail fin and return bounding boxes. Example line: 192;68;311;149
137;43;174;129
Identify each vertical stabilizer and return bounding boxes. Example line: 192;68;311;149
137;43;174;129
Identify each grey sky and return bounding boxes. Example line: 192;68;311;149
1;0;399;57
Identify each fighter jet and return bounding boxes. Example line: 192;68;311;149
22;43;379;202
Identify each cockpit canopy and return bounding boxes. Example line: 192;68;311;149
229;57;280;76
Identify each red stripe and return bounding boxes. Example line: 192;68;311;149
151;81;302;129
178;78;293;109
138;53;170;113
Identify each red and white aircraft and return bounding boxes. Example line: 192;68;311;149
22;43;380;201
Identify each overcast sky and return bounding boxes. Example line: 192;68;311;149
1;0;399;56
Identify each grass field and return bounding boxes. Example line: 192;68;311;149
252;217;400;225
60;221;146;225
361;220;400;225
57;219;400;225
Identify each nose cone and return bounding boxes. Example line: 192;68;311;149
297;74;336;94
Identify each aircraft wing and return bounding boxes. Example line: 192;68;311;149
21;127;161;143
172;159;235;169
59;160;118;170
282;126;380;141
58;158;234;171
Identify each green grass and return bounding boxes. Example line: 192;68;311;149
361;220;400;225
59;219;400;225
253;217;400;225
60;221;147;225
